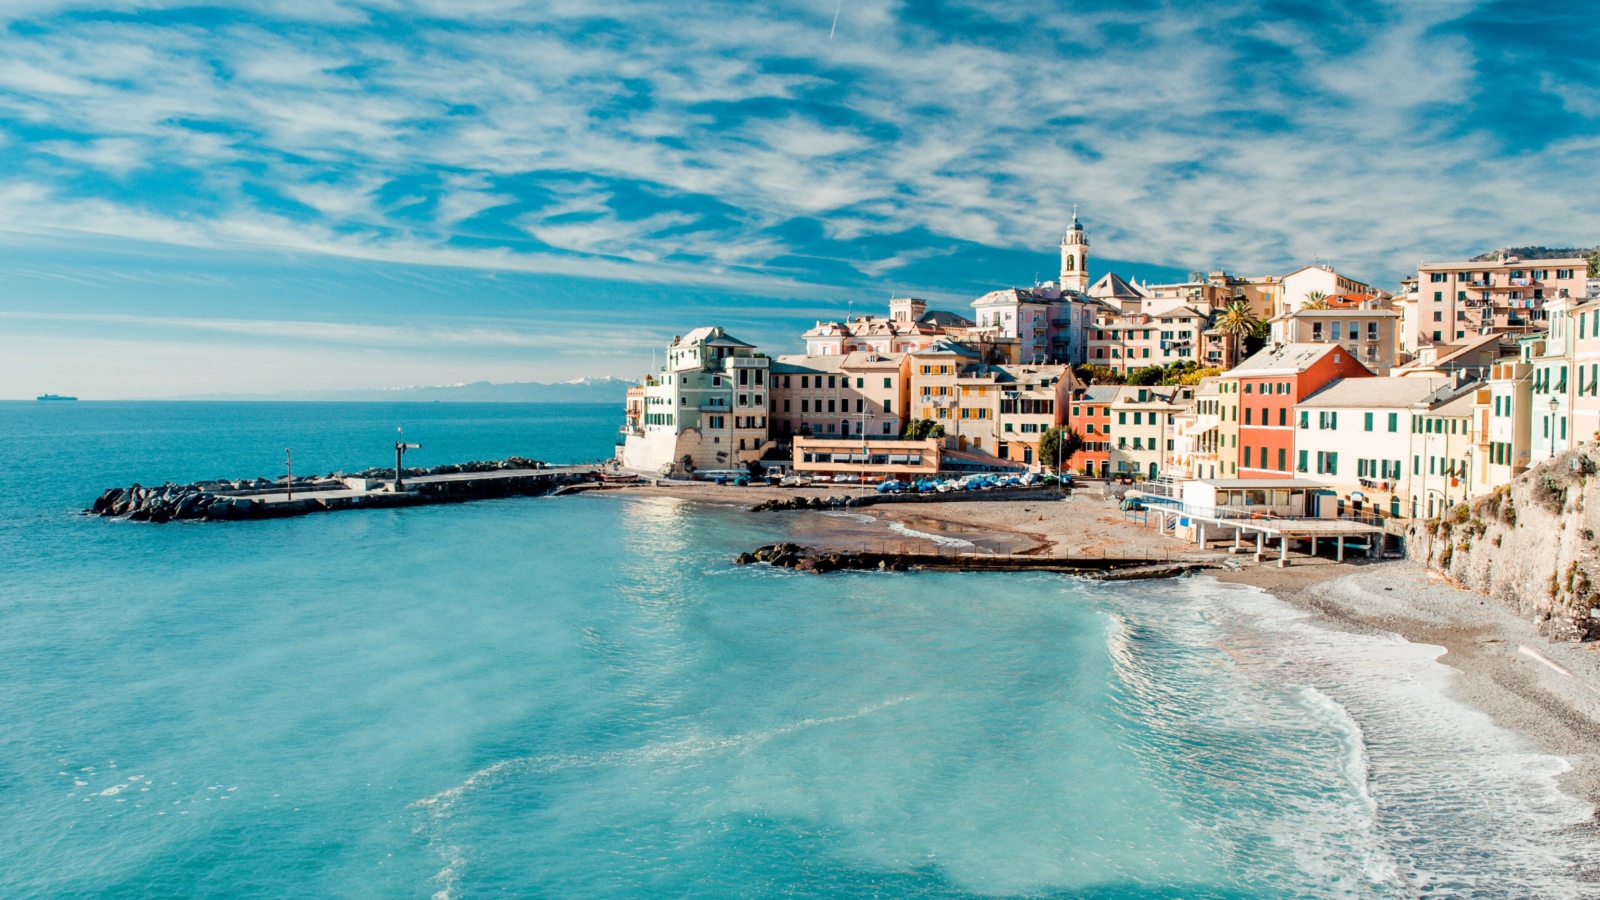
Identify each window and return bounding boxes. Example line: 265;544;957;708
883;377;892;388
1279;408;1287;426
1299;410;1309;429
1118;412;1127;424
1364;412;1373;432
1244;446;1253;467
1430;273;1447;283
1387;412;1398;432
1245;408;1252;424
1297;449;1308;472
1558;269;1574;279
883;399;891;412
1278;448;1286;471
1433;311;1443;322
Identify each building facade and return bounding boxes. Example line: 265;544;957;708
1224;343;1375;479
621;327;772;474
1408;254;1587;352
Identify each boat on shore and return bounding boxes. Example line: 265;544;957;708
36;394;78;401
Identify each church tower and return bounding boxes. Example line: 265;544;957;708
1059;212;1089;293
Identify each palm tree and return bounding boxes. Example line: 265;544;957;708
1301;290;1330;310
1213;300;1260;368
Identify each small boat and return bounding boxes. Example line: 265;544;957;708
598;472;640;483
37;394;78;401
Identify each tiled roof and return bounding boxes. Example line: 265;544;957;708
1298;377;1448;408
1225;342;1365;377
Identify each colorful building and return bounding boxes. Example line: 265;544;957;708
1224;343;1375;479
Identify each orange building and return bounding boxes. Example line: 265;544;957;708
1224;343;1374;479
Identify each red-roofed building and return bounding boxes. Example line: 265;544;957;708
1222;342;1375;479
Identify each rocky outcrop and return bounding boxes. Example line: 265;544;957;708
733;543;1196;576
1407;446;1600;641
750;495;859;512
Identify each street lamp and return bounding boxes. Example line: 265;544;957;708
1551;395;1560;460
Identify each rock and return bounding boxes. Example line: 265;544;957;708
735;552;755;565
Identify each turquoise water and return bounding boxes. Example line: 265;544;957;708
1;402;1592;898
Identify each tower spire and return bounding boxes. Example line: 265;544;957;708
1060;209;1089;293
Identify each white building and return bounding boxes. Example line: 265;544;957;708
1293;377;1448;518
621;327;772;475
1279;264;1374;315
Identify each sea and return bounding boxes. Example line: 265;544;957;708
1;400;1594;899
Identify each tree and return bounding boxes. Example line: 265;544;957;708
1301;290;1330;309
1589;251;1600;279
1213;300;1261;368
1126;365;1166;386
1073;364;1125;385
903;418;945;440
1038;426;1084;475
1244;317;1271;358
1177;365;1223;386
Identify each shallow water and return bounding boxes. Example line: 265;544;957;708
1;401;1592;898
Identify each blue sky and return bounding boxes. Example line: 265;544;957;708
0;0;1595;397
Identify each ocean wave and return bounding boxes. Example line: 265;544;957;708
886;522;974;549
1098;575;1593;897
410;695;919;900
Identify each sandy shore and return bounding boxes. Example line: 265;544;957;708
605;479;1600;806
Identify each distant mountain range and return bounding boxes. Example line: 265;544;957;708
170;376;635;402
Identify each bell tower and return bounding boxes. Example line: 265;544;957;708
1059;210;1089;293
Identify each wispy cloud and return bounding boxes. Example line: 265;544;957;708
0;0;1592;291
0;0;1597;397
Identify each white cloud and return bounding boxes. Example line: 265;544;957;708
0;0;1594;299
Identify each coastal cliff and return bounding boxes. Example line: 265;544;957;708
1407;445;1600;641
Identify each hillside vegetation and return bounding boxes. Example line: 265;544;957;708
1408;446;1600;642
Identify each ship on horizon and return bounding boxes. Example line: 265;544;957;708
36;394;78;401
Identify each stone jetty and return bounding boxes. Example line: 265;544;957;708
88;457;597;522
734;543;1213;578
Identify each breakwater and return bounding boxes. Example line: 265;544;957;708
88;457;596;522
749;485;1062;513
734;542;1212;578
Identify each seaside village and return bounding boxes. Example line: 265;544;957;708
620;216;1600;529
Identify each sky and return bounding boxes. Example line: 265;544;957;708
0;0;1596;398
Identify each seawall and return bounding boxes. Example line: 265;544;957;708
88;458;596;522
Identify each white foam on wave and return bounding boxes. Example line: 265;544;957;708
409;695;918;900
1131;576;1596;896
819;511;876;523
886;521;974;549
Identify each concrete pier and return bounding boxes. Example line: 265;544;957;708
89;459;599;522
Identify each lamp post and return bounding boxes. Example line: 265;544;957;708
395;428;420;491
1551;395;1560;460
